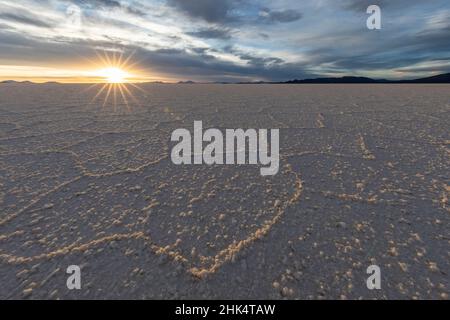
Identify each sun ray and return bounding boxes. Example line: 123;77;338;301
85;49;148;112
81;82;101;95
119;49;136;70
113;84;118;112
91;83;109;103
117;83;131;112
121;83;143;109
128;82;147;95
117;50;124;68
103;50;113;66
95;50;109;68
102;83;113;109
112;49;117;66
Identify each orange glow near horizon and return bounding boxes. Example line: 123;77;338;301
0;49;175;84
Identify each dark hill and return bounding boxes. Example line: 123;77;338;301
284;73;450;84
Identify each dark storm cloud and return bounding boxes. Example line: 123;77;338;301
0;12;54;28
240;55;284;67
187;27;232;39
168;0;302;25
258;8;302;23
167;0;236;23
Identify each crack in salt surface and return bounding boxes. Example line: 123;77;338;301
0;159;303;278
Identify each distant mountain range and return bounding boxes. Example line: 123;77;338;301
0;80;35;84
177;80;196;84
2;73;450;85
207;73;450;84
0;80;59;84
283;73;450;84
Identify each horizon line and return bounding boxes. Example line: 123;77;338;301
1;72;449;85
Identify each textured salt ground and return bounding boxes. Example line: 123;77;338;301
0;83;448;299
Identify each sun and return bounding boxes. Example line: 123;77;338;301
96;67;129;83
85;50;146;111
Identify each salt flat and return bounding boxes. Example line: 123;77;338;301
0;83;448;299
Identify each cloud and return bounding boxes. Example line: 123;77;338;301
187;27;232;39
69;0;147;16
301;19;450;76
240;54;284;66
71;0;121;9
341;0;420;12
0;29;314;81
223;46;284;66
0;12;54;28
1;0;449;81
258;8;302;23
167;0;236;23
168;1;302;25
395;59;450;73
133;46;312;81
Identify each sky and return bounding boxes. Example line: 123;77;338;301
0;0;449;82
